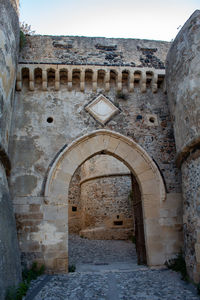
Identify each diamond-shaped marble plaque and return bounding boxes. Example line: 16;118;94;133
85;95;119;125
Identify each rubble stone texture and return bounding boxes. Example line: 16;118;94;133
0;0;21;299
0;2;200;292
11;31;183;272
79;155;133;239
68;155;134;239
166;10;200;283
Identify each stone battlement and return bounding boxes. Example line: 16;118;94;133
16;64;165;93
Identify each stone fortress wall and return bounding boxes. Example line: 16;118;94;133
0;0;21;299
0;4;200;294
10;33;183;272
166;10;200;283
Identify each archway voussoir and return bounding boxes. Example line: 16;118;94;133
60;157;79;176
90;134;109;152
62;149;83;169
79;140;98;161
102;134;111;149
138;169;155;182
132;157;151;175
54;170;70;182
142;179;160;195
106;137;120;153
114;142;133;160
124;148;142;167
51;179;68;196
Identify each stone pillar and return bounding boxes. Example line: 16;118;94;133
166;10;200;283
0;0;21;298
79;155;134;240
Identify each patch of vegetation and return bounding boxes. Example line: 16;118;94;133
22;262;45;282
6;262;45;300
19;22;35;50
68;264;76;272
20;22;35;35
130;235;136;244
128;190;133;202
20;30;26;50
165;251;189;281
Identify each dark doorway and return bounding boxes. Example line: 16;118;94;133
131;174;147;265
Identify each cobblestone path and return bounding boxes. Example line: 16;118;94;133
68;234;137;266
25;235;200;300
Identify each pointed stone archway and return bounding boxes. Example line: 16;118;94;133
44;130;166;272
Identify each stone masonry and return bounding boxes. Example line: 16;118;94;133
79;155;134;240
0;4;200;292
166;10;200;283
0;0;21;299
68;155;134;239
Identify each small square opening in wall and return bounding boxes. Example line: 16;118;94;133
72;206;77;212
114;221;123;226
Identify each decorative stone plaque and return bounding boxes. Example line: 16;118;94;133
85;94;119;125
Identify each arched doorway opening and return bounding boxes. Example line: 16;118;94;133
68;153;147;268
44;130;166;272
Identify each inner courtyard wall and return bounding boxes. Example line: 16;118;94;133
79;155;133;240
68;155;133;238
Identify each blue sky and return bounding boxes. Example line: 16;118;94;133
19;0;199;41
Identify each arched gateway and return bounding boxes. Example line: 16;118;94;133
44;130;166;272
